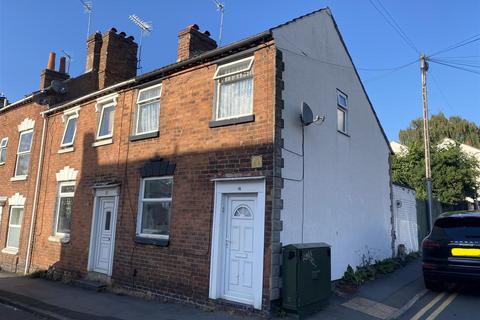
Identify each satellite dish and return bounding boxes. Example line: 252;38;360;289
301;102;314;126
50;80;68;94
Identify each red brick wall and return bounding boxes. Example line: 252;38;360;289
30;42;277;310
0;102;45;272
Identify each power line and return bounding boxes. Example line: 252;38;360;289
368;0;420;55
364;59;418;82
429;59;480;76
429;70;456;115
428;33;480;57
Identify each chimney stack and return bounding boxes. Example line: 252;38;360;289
59;57;66;73
40;51;69;90
177;24;217;62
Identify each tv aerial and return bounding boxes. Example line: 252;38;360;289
79;0;93;40
212;0;225;46
129;14;153;70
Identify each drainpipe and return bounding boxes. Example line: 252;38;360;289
24;113;48;275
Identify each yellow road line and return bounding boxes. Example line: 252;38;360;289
410;292;445;320
425;292;458;320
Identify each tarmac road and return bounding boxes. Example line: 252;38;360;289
0;302;46;319
399;283;480;320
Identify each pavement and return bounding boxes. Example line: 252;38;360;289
0;259;475;320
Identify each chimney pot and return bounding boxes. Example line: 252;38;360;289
109;27;118;33
189;24;199;31
59;57;66;73
204;30;211;36
127;35;135;41
47;52;56;70
119;31;126;37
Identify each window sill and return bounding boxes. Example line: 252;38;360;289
92;138;113;147
209;114;255;128
48;235;70;243
58;147;74;154
129;131;159;142
10;176;27;181
134;235;169;247
1;247;18;255
0;163;5;166
337;130;350;137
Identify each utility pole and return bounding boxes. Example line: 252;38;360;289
420;55;434;231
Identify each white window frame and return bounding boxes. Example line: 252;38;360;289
136;176;173;240
337;90;348;134
60;115;78;148
0;137;8;165
54;181;75;237
5;205;23;251
135;84;162;136
14;129;33;177
96;102;116;140
213;56;254;121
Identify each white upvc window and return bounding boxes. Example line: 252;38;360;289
337;90;348;134
61;115;78;148
136;176;173;239
135;84;162;135
96;102;116;140
14;130;33;177
0;137;8;164
6;206;24;251
213;57;254;120
54;182;75;236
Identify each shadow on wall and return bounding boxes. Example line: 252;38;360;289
30;130;274;305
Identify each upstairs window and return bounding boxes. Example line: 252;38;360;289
0;137;8;164
15;130;33;177
213;57;254;120
55;182;75;236
135;84;161;135
137;177;173;239
337;90;348;134
61;115;78;147
97;102;115;140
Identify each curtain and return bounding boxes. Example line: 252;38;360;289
137;101;160;133
218;75;253;119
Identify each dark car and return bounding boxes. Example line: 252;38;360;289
422;211;480;291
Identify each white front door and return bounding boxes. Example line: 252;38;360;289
93;196;115;274
222;194;258;304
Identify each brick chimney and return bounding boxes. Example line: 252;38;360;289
40;52;70;90
85;32;103;72
177;24;217;62
97;28;138;89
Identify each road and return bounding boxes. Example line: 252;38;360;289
399;283;480;320
0;303;45;319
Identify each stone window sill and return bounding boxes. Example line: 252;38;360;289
92;138;113;147
48;235;70;244
129;131;159;142
1;247;18;255
134;236;169;247
337;130;350;138
209;114;255;128
10;175;27;182
58;146;74;154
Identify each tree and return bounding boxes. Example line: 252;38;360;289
399;113;480;148
392;141;479;205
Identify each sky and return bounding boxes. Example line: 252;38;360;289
1;0;479;141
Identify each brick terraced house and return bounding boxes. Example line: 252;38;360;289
0;8;394;313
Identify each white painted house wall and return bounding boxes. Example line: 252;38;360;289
273;9;393;280
392;184;418;253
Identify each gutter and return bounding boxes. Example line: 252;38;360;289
0;94;33;113
24;113;48;275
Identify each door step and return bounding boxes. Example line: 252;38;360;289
73;279;107;292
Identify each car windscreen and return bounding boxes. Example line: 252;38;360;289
431;217;480;240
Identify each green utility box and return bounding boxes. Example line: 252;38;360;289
282;243;331;318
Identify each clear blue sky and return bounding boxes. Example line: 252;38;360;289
1;0;479;141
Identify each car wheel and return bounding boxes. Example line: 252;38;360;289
424;278;443;291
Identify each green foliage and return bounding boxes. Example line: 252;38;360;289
392;141;479;204
399;112;480;148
